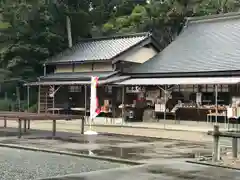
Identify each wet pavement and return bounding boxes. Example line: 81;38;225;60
0;129;212;162
0;127;239;179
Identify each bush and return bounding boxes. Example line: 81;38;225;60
0;99;13;111
29;103;38;113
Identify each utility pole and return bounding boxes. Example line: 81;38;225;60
66;15;73;48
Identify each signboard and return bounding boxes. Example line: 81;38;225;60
69;85;82;92
126;86;145;93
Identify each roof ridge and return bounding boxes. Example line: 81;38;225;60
78;32;151;42
186;12;240;24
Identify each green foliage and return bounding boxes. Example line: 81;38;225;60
0;1;66;81
102;0;240;44
29;103;37;113
0;22;10;29
102;5;150;34
0;99;12;111
0;0;240;105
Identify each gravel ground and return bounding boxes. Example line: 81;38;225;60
41;160;240;180
0;147;125;180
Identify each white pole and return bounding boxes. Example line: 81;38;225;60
85;77;98;135
215;84;218;124
89;78;96;131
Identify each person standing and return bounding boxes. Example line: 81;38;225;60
135;93;146;122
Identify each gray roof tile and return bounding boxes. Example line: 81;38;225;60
46;32;152;64
130;13;240;74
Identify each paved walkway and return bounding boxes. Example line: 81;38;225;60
51;117;229;132
1;119;239;147
91;119;228;132
0;119;213;142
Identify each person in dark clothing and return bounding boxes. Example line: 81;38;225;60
135;96;146;122
63;97;72;116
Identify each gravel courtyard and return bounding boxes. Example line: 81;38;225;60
0;147;125;180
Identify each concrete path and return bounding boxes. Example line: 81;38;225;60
65;117;231;132
91;120;224;132
0;118;237;146
0;119;239;152
0;120;211;142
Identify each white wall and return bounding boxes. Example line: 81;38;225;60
54;62;113;73
121;46;157;63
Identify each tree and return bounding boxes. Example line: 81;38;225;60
102;0;240;46
0;0;92;82
0;1;66;81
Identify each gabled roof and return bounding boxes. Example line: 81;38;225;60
129;12;240;75
46;32;159;64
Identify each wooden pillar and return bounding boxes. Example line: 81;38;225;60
121;86;125;125
164;85;167;122
18;119;22;138
213;125;220;162
52;120;56;137
23;119;27;133
52;85;55;114
82;85;87;134
27;86;30;129
16;86;20;111
3;116;7;128
215;85;218;124
232;137;238;158
38;85;40;114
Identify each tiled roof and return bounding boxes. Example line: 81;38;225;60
129;12;240;74
46;32;153;64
